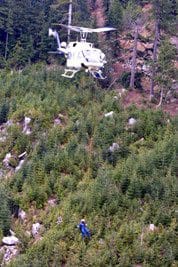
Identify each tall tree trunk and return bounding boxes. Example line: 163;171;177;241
156;87;163;108
150;18;159;100
5;32;9;61
129;24;138;90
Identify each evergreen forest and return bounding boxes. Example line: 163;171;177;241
0;0;178;266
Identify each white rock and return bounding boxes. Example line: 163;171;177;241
32;223;41;237
2;236;19;245
48;198;57;207
142;64;150;73
15;159;25;172
3;153;12;168
0;169;4;178
5;120;13;127
2;246;19;264
75;120;80;126
54;118;61;126
26;129;31;135
104;111;114;118
57;216;63;225
128;118;137;126
23;127;31;135
99;238;104;245
122;88;127;93
109;143;120;152
23;117;31;135
0;136;7;142
24;117;31;125
18;209;26;221
149;224;155;231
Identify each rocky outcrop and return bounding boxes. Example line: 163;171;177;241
32;223;41;238
18;209;27;222
3;153;12;169
2;236;19;246
128;118;137;126
0;245;19;265
23;116;31;135
109;143;119;152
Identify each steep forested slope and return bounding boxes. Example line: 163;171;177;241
0;65;177;266
0;0;178;266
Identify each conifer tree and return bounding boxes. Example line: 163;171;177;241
156;38;177;107
0;188;11;235
150;0;177;99
108;0;123;30
123;1;142;90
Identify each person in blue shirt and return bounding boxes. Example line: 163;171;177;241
78;219;91;239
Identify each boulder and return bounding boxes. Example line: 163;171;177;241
109;143;120;152
5;120;13;127
1;245;19;265
3;153;12;168
24;117;31;125
128;118;137;126
54;118;62;126
23;117;31;135
139;27;152;39
18;209;27;221
32;223;41;237
98;238;104;245
57;216;63;225
104;111;114;118
2;236;19;246
144;43;153;49
137;42;146;52
0;136;7;142
48;198;57;207
149;224;155;231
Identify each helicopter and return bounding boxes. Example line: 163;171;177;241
48;24;116;79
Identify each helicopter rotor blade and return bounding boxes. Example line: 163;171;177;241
48;51;61;54
54;24;116;33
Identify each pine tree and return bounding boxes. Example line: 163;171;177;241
150;0;178;99
108;0;123;30
0;188;11;235
122;1;142;90
156;38;177;107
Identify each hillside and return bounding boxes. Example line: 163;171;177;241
0;0;178;266
0;65;177;266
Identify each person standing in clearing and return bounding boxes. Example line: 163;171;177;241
78;219;91;239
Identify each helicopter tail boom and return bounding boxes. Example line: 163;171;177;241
49;28;65;54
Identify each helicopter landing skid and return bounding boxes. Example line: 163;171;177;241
62;69;79;78
89;70;106;80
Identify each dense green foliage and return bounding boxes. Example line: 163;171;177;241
0;65;177;266
0;1;177;266
0;0;91;68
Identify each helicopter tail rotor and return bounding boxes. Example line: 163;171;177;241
49;28;61;51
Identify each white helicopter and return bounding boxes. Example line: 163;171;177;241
48;24;116;79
